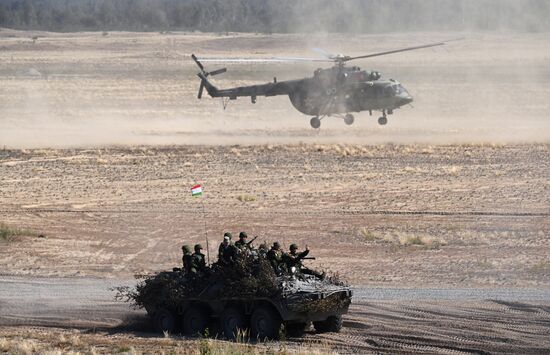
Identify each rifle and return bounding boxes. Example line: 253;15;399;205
246;235;258;246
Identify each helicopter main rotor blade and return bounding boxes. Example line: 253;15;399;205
312;47;335;60
196;57;333;63
345;38;463;62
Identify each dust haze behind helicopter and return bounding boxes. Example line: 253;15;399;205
0;0;549;147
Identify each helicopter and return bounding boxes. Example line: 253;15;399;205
192;39;457;128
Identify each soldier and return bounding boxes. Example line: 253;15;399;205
258;243;269;258
235;231;257;253
192;244;207;274
218;235;237;265
234;231;248;250
181;244;193;273
218;232;233;257
283;243;309;270
266;241;285;274
284;244;323;279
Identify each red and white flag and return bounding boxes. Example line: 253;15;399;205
191;184;203;197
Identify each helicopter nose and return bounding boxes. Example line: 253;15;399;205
397;94;413;106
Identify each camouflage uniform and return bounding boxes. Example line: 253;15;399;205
267;242;285;275
218;237;237;265
218;232;233;256
282;243;309;270
181;244;193;274
258;243;269;258
284;244;323;279
234;231;250;251
191;244;207;274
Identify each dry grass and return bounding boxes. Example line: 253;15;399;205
475;257;493;269
237;194;256;202
394;235;446;250
0;328;335;355
0;223;38;242
529;261;550;275
360;228;378;242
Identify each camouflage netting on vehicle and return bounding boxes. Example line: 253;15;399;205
116;257;281;309
286;291;352;314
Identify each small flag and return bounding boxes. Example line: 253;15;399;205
191;184;203;197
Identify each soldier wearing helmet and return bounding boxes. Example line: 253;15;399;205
218;234;237;265
234;231;248;250
181;244;193;273
258;243;269;258
192;244;207;273
283;243;309;270
284;243;323;279
267;241;285;274
218;232;233;257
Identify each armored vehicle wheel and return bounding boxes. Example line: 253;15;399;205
154;308;177;334
310;116;321;129
182;307;209;336
286;322;307;337
251;307;282;340
344;114;354;125
378;116;388;125
220;307;248;340
314;315;342;333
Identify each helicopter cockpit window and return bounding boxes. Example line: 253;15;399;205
391;84;406;94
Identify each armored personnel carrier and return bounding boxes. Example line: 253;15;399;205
124;258;352;339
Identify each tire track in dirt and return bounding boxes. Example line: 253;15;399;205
1;208;548;217
1;277;549;354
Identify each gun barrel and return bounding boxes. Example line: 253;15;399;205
302;257;316;260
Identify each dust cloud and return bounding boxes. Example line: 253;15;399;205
0;28;549;148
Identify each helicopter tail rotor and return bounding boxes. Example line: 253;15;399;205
192;54;226;98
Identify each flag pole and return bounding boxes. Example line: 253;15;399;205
201;197;210;264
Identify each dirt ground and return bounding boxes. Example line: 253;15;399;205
1;144;549;288
0;144;548;289
1;30;549;354
1;29;549;147
1;299;549;354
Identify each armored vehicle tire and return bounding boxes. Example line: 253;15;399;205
314;315;343;333
182;307;209;336
154;308;177;334
251;307;282;340
220;307;248;340
286;322;307;337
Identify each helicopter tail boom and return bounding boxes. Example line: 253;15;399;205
197;72;221;98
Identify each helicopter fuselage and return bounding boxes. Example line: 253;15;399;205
288;66;413;116
201;65;413;117
192;38;458;128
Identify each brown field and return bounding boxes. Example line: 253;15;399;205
1;144;549;288
1;29;549;354
1;29;549;147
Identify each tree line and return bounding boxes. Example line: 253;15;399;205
0;0;548;33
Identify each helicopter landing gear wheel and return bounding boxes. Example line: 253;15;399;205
310;116;321;129
344;114;354;125
378;114;388;125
